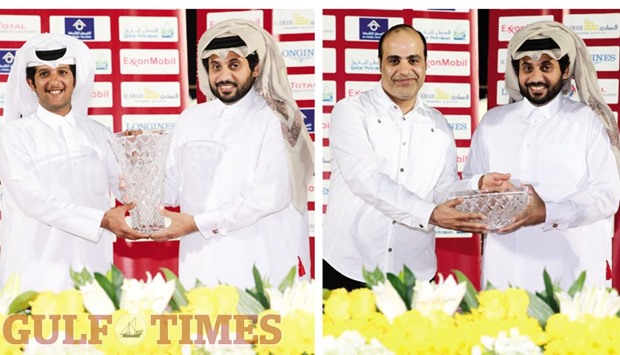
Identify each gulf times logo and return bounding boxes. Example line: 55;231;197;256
0;50;16;74
65;17;95;40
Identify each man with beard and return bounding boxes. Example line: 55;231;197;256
0;33;144;292
149;19;314;289
463;21;620;291
323;24;510;290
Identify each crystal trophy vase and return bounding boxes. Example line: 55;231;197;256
110;130;172;234
448;187;529;230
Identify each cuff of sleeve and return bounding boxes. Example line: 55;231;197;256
194;209;226;240
69;206;106;242
469;174;484;190
408;200;437;232
541;201;569;232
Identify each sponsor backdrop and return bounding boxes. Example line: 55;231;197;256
194;9;318;278
323;9;483;286
0;9;191;280
487;9;620;289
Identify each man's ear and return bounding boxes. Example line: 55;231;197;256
252;64;260;78
26;78;36;91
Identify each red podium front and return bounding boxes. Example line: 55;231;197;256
114;239;179;281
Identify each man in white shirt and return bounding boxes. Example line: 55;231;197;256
463;21;620;291
323;24;509;290
150;19;314;289
0;33;145;292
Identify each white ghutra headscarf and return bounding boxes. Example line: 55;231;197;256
3;33;94;123
505;20;620;174
197;19;315;212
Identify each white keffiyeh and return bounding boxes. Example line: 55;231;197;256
3;33;94;123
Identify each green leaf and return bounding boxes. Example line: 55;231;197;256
541;269;560;313
69;267;93;288
109;265;125;309
567;271;586;297
386;273;411;310
160;267;188;311
245;265;270;309
362;267;385;288
94;272;119;310
527;291;555;328
454;270;478;313
277;266;297;293
237;288;266;315
8;291;39;314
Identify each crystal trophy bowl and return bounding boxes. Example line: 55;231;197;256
448;187;529;230
110;130;172;234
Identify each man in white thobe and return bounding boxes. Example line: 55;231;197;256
0;34;145;292
151;20;314;289
463;21;620;291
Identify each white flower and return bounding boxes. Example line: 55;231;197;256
556;285;620;321
471;328;542;355
411;274;466;317
371;280;407;322
119;272;175;315
0;272;21;315
79;280;115;315
265;279;315;315
323;330;394;355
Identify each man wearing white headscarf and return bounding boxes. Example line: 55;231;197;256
463;21;620;291
0;33;144;292
151;19;314;289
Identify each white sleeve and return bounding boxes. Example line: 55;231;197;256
0;128;105;242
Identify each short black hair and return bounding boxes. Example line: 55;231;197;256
26;64;76;86
378;24;427;61
511;38;571;75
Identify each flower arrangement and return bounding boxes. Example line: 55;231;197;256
0;265;315;354
323;267;620;354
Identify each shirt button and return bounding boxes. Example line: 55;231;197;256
393;105;398;110
402;117;406;121
388;248;393;252
400;168;404;172
402;142;406;146
419;224;424;228
552;223;558;228
392;220;397;224
377;119;382;123
431;128;434;132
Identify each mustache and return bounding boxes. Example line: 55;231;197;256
525;82;548;88
215;80;237;88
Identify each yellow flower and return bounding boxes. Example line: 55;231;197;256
30;289;84;316
475;288;529;321
183;285;239;317
348;288;376;320
323;288;351;323
254;309;314;355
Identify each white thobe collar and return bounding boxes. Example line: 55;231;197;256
215;87;260;118
36;105;77;132
521;93;563;120
374;83;434;123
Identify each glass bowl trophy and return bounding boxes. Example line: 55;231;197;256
448;187;529;230
110;130;172;234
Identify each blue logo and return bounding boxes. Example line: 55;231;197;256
65;17;95;40
0;50;16;74
359;18;388;41
301;109;314;133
